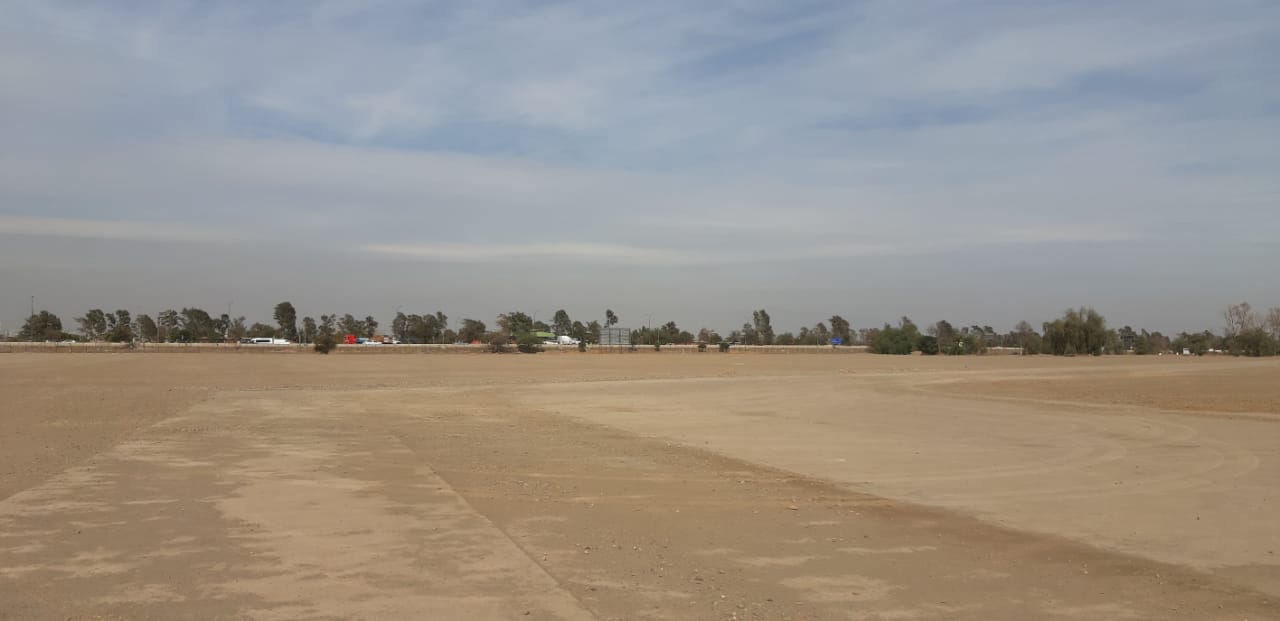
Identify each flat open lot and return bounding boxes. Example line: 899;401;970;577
2;353;1278;620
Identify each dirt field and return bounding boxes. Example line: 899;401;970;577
1;353;1277;620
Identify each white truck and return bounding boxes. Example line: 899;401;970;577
542;335;581;346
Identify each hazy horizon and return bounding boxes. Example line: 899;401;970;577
3;1;1277;336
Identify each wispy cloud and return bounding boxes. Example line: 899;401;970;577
0;215;245;243
362;242;705;266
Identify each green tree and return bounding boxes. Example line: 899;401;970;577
1013;320;1040;354
1172;331;1213;355
401;312;447;343
918;335;939;355
659;321;679;344
77;309;109;341
812;322;830;346
1133;330;1151;355
829;315;852;345
392;312;409;342
752;309;775;345
247;323;276;338
552;309;572;336
273;302;299;341
338;314;364;337
587;320;601;344
136;314;159;342
364;316;379;338
870;324;914;355
459;318;487;343
158;309;179;342
933;320;957;352
1043;307;1108;356
105;310;133;342
497;311;534;337
605;309;618;327
20;310;65;341
176;308;219;342
899;317;920;351
313;314;338;353
301;316;317;344
1227;328;1278;357
1118;326;1139;352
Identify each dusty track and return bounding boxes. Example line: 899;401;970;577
1;354;1277;619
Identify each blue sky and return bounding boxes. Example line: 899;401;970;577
1;0;1277;335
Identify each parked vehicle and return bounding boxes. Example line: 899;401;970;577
542;335;581;346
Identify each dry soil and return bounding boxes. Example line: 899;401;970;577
1;353;1277;620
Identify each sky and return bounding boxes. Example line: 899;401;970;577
2;0;1278;336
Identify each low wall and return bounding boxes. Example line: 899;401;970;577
0;342;874;355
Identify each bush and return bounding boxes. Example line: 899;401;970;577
1228;328;1278;357
653;343;661;352
578;341;587;352
698;343;708;352
870;326;914;355
314;336;336;354
488;335;510;353
918;335;939;355
516;333;544;354
719;342;730;353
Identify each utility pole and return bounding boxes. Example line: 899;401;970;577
30;295;35;319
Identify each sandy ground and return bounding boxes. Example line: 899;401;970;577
1;353;1277;620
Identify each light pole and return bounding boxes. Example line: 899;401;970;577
645;313;655;348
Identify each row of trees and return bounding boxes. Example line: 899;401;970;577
860;303;1278;357
11;302;1280;357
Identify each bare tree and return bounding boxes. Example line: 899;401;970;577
1266;307;1280;339
1223;302;1258;337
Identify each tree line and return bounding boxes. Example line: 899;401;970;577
10;301;1280;357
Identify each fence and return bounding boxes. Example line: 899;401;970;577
0;342;488;354
1;342;882;355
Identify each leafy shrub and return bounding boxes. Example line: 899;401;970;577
578;341;587;352
719;342;730;352
1228;328;1278;357
697;343;708;352
313;335;337;354
918;335;939;355
870;326;914;355
517;334;544;354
